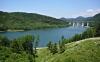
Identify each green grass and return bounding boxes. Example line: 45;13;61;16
36;37;100;62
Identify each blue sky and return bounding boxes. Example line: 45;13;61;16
0;0;100;18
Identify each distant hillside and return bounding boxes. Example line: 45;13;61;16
60;16;92;22
0;11;69;31
87;13;100;21
59;17;68;21
68;16;86;21
37;37;100;62
86;13;100;27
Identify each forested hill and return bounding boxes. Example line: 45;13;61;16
86;13;100;27
0;11;69;31
87;13;100;21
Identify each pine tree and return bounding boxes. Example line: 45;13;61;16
33;35;40;62
95;22;100;37
59;36;66;53
47;42;58;54
59;42;65;53
53;43;58;54
59;40;61;45
47;41;52;50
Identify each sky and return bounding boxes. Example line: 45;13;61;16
0;0;100;18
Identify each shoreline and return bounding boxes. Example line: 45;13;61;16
7;29;24;32
0;30;24;32
0;26;70;32
33;47;48;50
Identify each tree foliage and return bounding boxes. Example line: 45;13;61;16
59;36;66;53
22;35;34;54
0;36;10;47
0;34;40;62
47;41;58;54
95;22;100;37
10;39;23;53
47;36;66;54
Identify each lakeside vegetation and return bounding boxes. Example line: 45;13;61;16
46;22;100;53
0;11;100;62
0;35;40;62
0;22;100;62
0;11;69;31
38;21;100;62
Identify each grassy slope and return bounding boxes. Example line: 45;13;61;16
36;37;100;62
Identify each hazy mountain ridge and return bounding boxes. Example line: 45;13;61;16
60;16;92;22
86;13;100;21
60;13;100;22
84;13;100;27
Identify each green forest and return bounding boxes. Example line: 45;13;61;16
0;11;69;31
0;35;40;62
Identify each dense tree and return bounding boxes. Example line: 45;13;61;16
81;28;96;39
0;46;12;62
47;41;52;50
10;39;23;53
91;28;96;37
53;43;58;54
59;41;65;53
47;42;58;54
95;22;100;37
59;36;66;53
0;36;10;47
22;35;34;54
0;35;40;62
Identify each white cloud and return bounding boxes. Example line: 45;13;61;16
71;8;100;18
86;9;93;12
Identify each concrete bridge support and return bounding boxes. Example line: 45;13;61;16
82;22;84;27
87;22;89;27
70;22;90;27
73;22;75;26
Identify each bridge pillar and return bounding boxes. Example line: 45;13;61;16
73;22;75;26
82;22;84;27
87;22;89;27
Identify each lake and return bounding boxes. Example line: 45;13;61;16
0;26;87;47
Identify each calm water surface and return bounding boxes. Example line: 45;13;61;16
0;26;87;47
